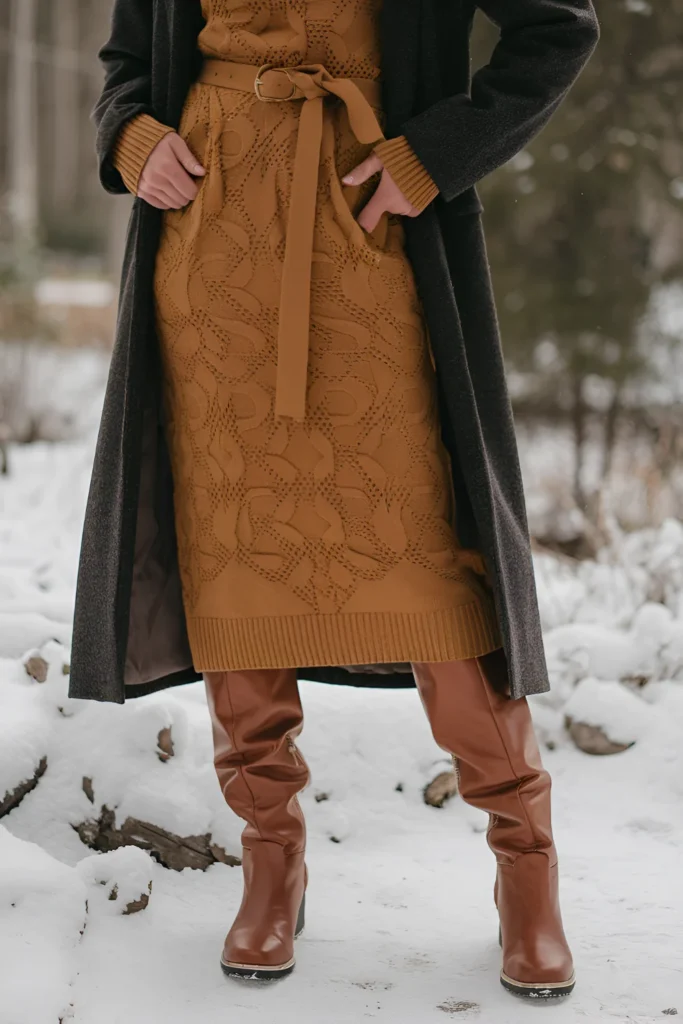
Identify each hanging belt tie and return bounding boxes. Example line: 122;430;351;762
197;59;385;421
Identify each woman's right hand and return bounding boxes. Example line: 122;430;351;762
138;133;206;209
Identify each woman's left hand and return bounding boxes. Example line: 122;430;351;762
342;153;420;231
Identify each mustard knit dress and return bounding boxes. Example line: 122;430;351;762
112;0;502;672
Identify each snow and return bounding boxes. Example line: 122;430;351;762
1;412;683;1021
563;677;655;745
34;279;116;309
0;343;109;444
0;826;86;1024
76;847;154;916
0;678;51;800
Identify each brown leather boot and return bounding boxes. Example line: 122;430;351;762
204;667;309;980
411;648;575;999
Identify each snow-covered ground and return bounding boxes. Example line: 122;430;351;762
2;419;683;1022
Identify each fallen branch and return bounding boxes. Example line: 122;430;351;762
565;717;635;756
74;803;240;872
423;769;459;808
0;756;47;817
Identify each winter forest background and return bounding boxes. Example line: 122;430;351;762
1;2;683;1023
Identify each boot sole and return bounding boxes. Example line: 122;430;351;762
500;970;576;999
220;893;306;981
498;925;575;998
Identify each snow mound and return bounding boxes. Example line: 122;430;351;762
77;847;154;917
0;826;86;1024
563;678;656;747
0;684;52;803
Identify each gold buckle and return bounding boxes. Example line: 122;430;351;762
254;64;297;102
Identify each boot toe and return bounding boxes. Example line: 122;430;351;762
221;942;295;978
502;945;575;998
223;925;294;972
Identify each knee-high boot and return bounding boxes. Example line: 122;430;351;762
204;668;310;980
411;649;575;999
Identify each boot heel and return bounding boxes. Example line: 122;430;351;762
295;892;305;938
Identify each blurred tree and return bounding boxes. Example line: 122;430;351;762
7;0;39;253
0;0;111;261
52;0;80;211
474;0;683;521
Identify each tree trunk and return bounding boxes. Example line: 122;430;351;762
8;0;39;251
601;386;621;483
51;0;80;211
572;372;587;511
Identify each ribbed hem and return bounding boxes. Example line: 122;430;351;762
187;601;502;672
374;134;440;213
113;113;175;195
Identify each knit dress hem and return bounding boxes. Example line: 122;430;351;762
187;599;502;671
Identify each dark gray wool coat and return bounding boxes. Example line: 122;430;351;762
69;0;599;704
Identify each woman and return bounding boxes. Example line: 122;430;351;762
72;0;599;996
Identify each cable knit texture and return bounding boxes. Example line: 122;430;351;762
113;113;175;194
147;0;501;671
373;135;440;212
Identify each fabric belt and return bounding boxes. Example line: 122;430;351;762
197;58;385;421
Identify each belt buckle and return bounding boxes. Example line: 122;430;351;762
254;63;297;102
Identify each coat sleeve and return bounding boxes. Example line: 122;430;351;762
400;0;600;203
92;0;166;195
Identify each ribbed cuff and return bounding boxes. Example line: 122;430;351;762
112;113;175;195
373;134;440;213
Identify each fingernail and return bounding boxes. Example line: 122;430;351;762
195;164;205;174
342;174;353;184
